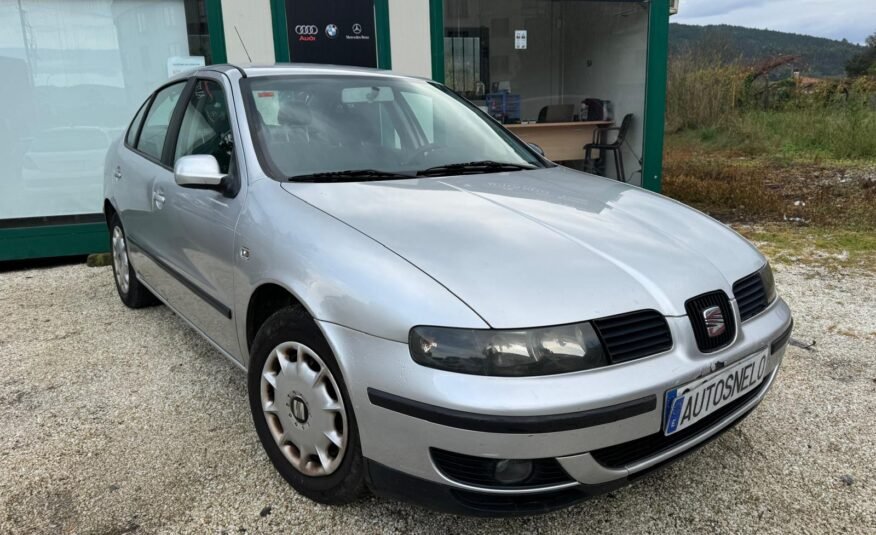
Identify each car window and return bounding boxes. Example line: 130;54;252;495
174;79;234;173
401;91;435;143
242;76;542;180
136;82;185;161
125;98;150;147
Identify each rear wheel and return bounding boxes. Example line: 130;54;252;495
110;215;158;308
248;307;366;504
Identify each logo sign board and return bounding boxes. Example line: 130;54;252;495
286;0;377;68
167;56;205;78
514;30;527;50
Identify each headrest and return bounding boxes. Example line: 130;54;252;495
278;101;312;127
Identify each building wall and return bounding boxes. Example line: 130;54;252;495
221;0;275;63
387;0;432;77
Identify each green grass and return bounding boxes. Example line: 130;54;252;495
735;225;876;272
669;107;876;161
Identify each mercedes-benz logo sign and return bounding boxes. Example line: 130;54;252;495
295;25;318;36
325;24;338;39
352;23;363;35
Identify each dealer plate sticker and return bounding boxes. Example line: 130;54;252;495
664;350;768;436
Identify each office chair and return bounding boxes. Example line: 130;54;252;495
537;104;575;123
583;113;633;182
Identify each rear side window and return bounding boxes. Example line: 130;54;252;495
136;82;186;161
125;98;150;147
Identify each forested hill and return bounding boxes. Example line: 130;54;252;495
669;23;865;77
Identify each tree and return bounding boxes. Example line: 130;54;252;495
846;32;876;76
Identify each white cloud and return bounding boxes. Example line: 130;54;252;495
676;0;875;44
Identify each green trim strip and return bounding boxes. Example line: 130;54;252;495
374;0;392;69
642;0;669;192
0;223;108;262
270;0;290;62
429;0;445;82
205;0;227;64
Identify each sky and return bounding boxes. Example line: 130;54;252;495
676;0;875;45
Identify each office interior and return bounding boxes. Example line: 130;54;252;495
444;0;649;183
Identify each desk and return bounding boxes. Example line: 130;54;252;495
506;121;613;161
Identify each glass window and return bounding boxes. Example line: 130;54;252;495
0;0;215;223
242;75;544;180
126;98;151;146
174;79;234;173
401;92;435;143
137;82;186;161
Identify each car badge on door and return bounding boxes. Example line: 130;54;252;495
702;306;726;337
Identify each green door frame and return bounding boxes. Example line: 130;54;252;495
269;0;393;68
428;0;668;192
641;0;669;192
0;0;229;262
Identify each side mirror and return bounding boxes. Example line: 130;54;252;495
528;142;545;156
174;155;226;188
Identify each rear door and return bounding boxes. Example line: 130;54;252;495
156;74;244;358
118;80;189;299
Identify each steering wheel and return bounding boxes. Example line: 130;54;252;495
402;143;449;167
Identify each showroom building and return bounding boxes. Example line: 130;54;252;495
0;0;673;261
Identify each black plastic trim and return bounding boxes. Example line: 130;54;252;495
367;388;656;434
127;237;232;319
365;458;620;517
770;319;794;354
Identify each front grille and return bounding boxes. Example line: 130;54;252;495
590;377;768;469
733;272;768;322
430;448;573;488
685;291;736;352
593;310;673;363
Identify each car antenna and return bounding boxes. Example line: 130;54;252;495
234;25;252;63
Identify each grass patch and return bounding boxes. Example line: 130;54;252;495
734;224;876;272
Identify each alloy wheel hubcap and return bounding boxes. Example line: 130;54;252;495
111;226;130;294
260;341;348;476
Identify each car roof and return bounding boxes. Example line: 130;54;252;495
193;63;431;82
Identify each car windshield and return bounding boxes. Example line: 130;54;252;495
241;75;547;181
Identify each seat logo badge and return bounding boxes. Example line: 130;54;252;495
702;306;726;337
291;396;309;424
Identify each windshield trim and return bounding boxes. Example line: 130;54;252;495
240;74;554;183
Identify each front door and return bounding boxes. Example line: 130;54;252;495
158;75;245;360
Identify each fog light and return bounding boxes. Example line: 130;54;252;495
493;459;533;484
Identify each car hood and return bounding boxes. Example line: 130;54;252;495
281;167;764;328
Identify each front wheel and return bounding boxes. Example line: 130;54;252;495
248;307;366;504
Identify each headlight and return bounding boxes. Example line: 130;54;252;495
760;262;776;303
409;323;607;376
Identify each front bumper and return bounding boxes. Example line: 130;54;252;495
319;297;792;515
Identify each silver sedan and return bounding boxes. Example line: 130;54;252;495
103;64;793;516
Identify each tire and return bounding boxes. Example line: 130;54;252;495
248;307;366;505
109;214;158;309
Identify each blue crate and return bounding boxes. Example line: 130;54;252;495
486;92;521;124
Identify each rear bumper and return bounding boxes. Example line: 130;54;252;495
319;298;792;516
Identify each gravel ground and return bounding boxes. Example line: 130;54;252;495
0;263;874;534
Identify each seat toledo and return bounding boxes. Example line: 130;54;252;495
104;64;793;516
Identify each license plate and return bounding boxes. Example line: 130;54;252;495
663;350;768;436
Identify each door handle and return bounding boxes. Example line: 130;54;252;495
113;166;122;180
152;190;166;209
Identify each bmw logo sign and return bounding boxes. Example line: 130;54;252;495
325;24;338;39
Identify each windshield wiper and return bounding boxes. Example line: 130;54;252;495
416;160;537;177
288;169;414;183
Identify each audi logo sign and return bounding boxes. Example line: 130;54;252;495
295;25;319;35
